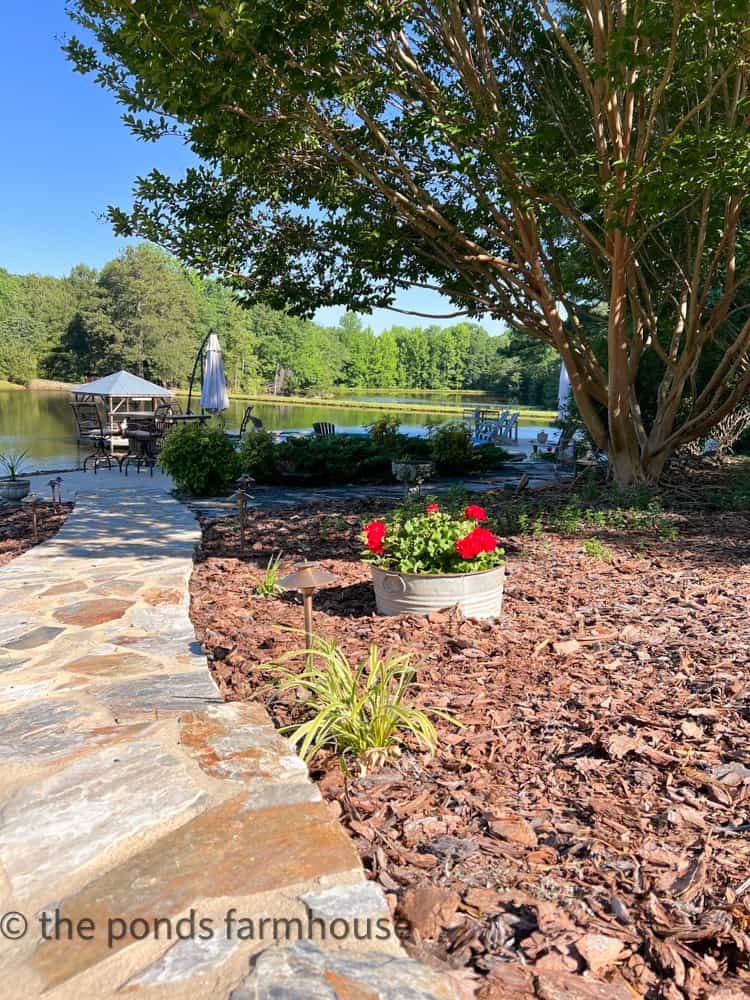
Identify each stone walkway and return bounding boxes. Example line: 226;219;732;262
0;487;457;999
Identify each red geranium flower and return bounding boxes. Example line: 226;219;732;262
465;504;487;521
472;527;498;552
365;520;387;555
425;503;440;514
455;533;479;559
455;526;498;559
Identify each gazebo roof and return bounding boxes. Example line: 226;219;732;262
72;370;174;398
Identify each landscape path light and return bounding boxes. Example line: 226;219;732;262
233;475;254;556
279;561;338;651
48;477;62;508
23;493;41;542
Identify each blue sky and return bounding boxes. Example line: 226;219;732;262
0;1;503;335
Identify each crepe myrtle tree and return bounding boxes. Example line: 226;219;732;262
66;0;750;483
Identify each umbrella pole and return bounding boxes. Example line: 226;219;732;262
186;331;211;415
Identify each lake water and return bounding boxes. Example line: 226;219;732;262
0;388;554;472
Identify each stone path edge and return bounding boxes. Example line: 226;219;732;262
0;487;459;1000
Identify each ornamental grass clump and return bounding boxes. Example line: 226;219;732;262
269;636;454;774
253;552;285;597
362;502;505;575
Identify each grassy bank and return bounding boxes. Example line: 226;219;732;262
178;390;557;422
4;378;555;421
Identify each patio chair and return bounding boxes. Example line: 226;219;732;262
70;400;117;473
313;421;336;437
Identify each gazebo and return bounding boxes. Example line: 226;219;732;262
71;370;175;449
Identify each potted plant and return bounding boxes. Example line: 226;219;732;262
0;451;31;502
362;502;505;620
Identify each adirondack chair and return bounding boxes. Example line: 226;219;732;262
475;410;508;443
313;421;336;437
501;412;519;443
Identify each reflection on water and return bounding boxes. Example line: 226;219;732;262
0;389;553;472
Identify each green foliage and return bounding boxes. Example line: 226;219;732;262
550;497;584;535
0;450;29;481
269;636;454;773
254;553;285;597
710;463;750;511
241;432;427;485
581;537;614;561
158;420;240;496
63;0;750;481
505;492;679;541
239;429;277;481
365;414;401;444
473;442;513;472
0;251;560;404
239;426;509;487
428;422;474;475
0;339;37;383
364;505;505;575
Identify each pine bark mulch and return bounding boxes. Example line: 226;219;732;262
0;503;73;566
189;485;750;1000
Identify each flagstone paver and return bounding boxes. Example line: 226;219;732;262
0;485;458;1000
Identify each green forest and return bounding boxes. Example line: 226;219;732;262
0;244;560;407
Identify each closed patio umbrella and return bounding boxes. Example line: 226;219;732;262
557;361;571;421
200;333;229;413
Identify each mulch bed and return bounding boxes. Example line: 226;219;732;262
190;474;750;1000
0;503;73;566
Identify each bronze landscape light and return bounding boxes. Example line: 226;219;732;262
280;561;338;649
233;475;254;555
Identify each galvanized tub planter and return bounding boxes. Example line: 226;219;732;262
371;563;504;620
0;479;31;503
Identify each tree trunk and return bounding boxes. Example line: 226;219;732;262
608;441;647;485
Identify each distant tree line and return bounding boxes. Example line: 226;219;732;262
0;244;559;407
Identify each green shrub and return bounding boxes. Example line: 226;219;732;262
241;432;430;485
365;414;401;445
239;429;276;481
158;420;240;496
428;422;474;474
238;423;509;486
472;442;513;471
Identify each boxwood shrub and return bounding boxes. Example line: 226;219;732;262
158;420;241;495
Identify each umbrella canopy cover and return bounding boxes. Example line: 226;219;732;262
200;333;229;413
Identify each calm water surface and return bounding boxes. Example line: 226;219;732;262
0;388;553;472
